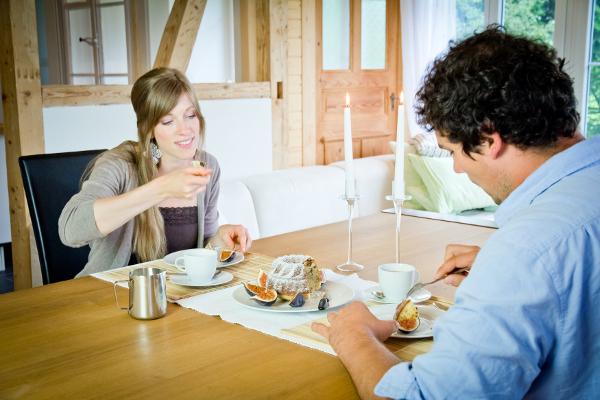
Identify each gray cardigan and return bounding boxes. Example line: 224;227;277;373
58;148;220;277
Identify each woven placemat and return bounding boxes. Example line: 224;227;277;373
96;252;275;302
281;296;453;361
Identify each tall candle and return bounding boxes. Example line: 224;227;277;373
343;93;356;197
393;91;405;198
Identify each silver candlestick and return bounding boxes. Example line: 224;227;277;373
385;192;412;263
336;194;364;272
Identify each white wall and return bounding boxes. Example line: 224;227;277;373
42;99;272;182
186;0;236;83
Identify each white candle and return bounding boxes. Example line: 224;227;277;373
393;91;405;198
343;93;356;197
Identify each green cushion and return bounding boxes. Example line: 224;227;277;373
406;153;497;214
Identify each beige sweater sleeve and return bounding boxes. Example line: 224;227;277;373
58;155;133;247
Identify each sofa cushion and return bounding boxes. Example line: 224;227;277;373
218;180;261;240
241;166;347;238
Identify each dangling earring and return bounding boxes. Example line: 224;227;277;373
150;141;162;165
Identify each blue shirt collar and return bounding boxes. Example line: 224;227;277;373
495;137;600;227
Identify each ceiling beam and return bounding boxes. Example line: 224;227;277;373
153;0;207;72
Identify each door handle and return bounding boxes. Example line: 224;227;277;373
390;93;396;111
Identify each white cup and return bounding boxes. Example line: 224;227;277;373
378;263;419;302
174;249;218;283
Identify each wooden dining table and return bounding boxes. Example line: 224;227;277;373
0;213;494;399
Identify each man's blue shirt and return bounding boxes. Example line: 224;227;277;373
375;137;600;399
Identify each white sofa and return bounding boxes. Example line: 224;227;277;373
218;155;396;240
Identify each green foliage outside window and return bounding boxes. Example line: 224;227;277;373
586;0;600;137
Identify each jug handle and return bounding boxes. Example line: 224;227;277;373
113;279;129;311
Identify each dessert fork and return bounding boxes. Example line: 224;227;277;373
405;267;470;299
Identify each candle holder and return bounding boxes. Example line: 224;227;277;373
385;193;412;263
336;194;364;273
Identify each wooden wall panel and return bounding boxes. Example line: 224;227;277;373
301;0;317;166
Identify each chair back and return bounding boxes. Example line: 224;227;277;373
19;150;105;284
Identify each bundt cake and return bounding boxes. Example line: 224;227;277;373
267;255;323;300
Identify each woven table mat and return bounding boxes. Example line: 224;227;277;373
96;252;275;302
281;296;453;361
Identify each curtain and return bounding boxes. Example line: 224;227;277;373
400;0;457;138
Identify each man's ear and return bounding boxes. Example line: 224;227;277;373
482;132;504;160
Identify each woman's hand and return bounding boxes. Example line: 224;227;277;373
156;166;212;200
435;244;480;287
212;224;252;253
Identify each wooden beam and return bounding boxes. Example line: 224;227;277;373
238;0;270;82
270;0;288;169
301;0;317;166
129;0;150;80
153;0;207;72
0;0;45;289
41;82;272;107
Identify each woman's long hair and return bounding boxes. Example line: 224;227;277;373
90;68;206;262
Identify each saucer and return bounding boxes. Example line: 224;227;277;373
364;285;432;304
169;271;233;287
163;249;245;268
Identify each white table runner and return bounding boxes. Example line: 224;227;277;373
177;269;378;355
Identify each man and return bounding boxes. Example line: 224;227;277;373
312;27;600;399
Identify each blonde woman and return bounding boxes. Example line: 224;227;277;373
59;68;251;277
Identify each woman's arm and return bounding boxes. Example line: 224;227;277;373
94;167;211;236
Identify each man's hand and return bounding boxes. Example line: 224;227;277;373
214;224;252;252
311;302;401;400
311;302;397;348
435;244;480;287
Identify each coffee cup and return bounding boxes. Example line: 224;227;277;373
378;263;419;302
174;249;218;283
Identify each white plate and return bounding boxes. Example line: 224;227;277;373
169;271;233;287
163;249;245;268
364;285;432;304
390;304;444;339
232;281;355;313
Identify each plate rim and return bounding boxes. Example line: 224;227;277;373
364;285;432;304
163;249;245;268
232;281;355;313
170;271;233;287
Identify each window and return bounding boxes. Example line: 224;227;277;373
504;0;555;46
60;0;132;84
456;0;485;40
586;0;600;137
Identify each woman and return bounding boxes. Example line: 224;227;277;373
59;67;251;277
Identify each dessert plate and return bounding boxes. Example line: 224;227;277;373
169;271;233;287
232;282;355;313
390;304;444;339
363;285;432;304
163;249;244;268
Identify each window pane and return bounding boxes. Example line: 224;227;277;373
101;75;129;84
592;0;600;62
456;0;484;40
361;0;386;69
586;66;600;137
322;0;350;70
99;4;128;75
68;8;95;74
504;0;555;46
72;76;95;85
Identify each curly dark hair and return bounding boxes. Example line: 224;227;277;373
415;25;580;155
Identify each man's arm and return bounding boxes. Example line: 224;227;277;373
312;302;401;399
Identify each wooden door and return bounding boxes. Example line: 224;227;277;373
316;0;400;164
